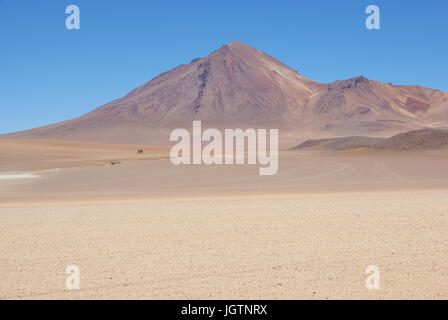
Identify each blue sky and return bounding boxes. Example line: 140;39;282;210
0;0;447;134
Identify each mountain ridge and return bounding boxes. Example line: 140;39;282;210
291;128;448;151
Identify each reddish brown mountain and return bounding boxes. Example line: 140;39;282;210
4;41;448;146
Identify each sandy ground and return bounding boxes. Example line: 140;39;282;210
0;139;448;299
0;139;169;171
1;193;447;300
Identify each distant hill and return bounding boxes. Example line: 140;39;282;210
290;136;383;151
291;128;448;151
376;128;448;151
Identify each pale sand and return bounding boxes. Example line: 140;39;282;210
0;139;448;299
1;193;447;300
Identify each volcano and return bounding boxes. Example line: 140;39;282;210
4;41;448;146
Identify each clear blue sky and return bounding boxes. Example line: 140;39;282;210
0;0;447;134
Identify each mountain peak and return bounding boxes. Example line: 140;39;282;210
328;75;370;91
212;41;258;59
227;40;251;48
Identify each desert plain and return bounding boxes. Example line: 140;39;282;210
0;138;447;299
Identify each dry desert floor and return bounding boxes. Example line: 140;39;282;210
0;139;447;299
